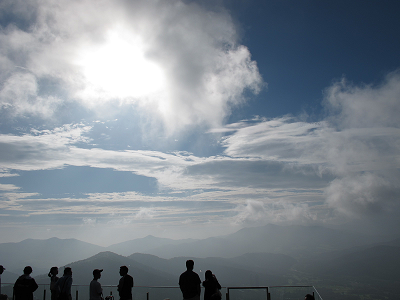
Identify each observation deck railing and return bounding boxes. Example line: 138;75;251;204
1;283;323;300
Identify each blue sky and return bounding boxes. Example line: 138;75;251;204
1;0;400;246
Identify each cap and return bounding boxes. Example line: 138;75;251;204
93;269;103;275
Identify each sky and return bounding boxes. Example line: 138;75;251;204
1;0;400;246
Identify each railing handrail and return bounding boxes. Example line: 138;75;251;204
1;283;315;288
1;283;322;300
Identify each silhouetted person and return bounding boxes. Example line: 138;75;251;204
54;267;73;300
90;269;103;300
179;260;201;300
118;266;134;300
13;266;38;300
305;294;315;300
48;266;59;300
202;270;221;300
0;265;4;295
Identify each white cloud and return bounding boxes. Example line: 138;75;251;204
0;0;263;133
0;184;20;191
325;173;400;217
82;218;96;225
134;207;156;220
0;72;62;117
0;124;92;170
233;199;316;226
324;71;400;129
220;71;400;224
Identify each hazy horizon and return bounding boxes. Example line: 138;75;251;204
1;0;400;246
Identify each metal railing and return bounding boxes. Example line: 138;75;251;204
1;283;322;300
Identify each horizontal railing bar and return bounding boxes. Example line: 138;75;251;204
1;284;314;288
268;285;314;288
227;287;268;289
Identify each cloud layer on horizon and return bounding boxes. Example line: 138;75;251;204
1;70;399;243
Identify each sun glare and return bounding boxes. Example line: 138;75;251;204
77;29;165;99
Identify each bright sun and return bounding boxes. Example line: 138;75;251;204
77;28;165;99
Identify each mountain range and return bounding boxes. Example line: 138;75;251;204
1;224;399;300
1;224;377;275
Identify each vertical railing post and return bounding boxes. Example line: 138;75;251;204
266;287;271;300
43;289;46;300
76;289;79;300
147;291;149;300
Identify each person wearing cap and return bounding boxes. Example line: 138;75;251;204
118;266;134;300
0;265;5;295
13;266;39;300
90;269;103;300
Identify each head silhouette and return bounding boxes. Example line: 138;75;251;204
63;267;72;276
48;267;58;277
205;270;213;280
23;266;32;275
186;260;194;271
120;266;128;276
93;269;103;280
305;294;315;300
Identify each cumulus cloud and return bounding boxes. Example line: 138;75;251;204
0;72;62;117
220;71;400;222
324;71;400;129
134;207;156;220
0;0;263;132
325;173;400;217
233;199;316;226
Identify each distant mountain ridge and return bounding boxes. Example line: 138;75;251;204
31;250;295;287
33;251;177;286
106;235;199;256
0;224;389;274
0;237;103;274
129;224;376;259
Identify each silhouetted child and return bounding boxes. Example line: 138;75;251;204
48;267;59;300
